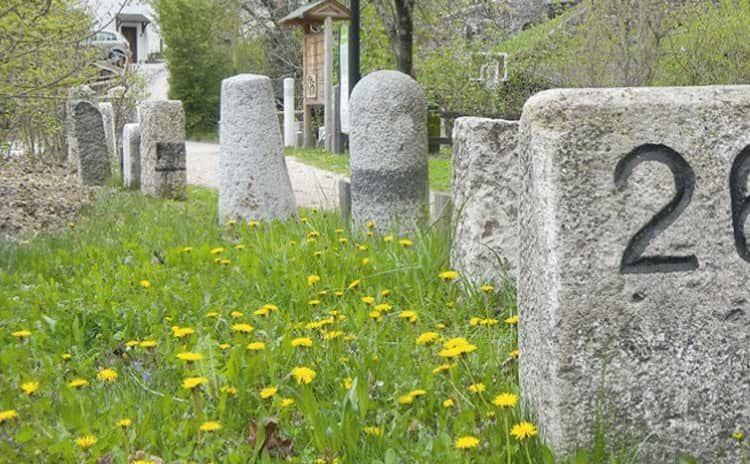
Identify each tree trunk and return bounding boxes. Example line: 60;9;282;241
373;0;414;77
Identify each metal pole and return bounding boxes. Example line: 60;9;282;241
348;0;360;95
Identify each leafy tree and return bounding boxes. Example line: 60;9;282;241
0;0;98;157
154;0;232;136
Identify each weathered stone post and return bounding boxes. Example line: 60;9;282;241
122;123;141;189
349;70;428;232
138;100;186;200
519;86;750;463
283;78;296;148
98;102;118;176
219;74;297;223
72;101;111;186
66;85;95;166
450;117;519;285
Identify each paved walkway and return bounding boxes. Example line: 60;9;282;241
186;141;345;210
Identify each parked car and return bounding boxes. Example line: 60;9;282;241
90;31;131;66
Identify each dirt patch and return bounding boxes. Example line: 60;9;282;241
0;157;97;242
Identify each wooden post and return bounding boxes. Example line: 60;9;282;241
333;84;343;154
324;16;334;152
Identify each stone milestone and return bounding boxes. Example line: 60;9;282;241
138;100;186;200
219;74;296;223
518;86;750;462
451;117;519;285
65;85;95;166
98;102;118;176
349;70;428;233
72;101;111;185
122;123;141;189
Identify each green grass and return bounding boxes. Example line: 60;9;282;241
286;147;453;192
0;187;658;463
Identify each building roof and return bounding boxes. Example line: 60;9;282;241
117;6;152;24
279;0;350;27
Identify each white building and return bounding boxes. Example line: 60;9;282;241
86;0;162;63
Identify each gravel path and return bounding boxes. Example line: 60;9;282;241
186;141;345;210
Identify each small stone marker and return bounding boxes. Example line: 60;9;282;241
122;123;141;189
451;117;519;285
72;101;110;185
349;70;428;232
338;178;351;223
65;85;95;166
519;86;750;463
283;78;296;148
98;102;118;176
219;74;296;222
138;100;186;200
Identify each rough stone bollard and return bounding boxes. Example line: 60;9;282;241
138;100;186;200
72;101;111;185
65;85;95;166
338;178;351;223
450;117;519;285
519;86;750;463
98;102;118;177
122;123;141;189
349;70;428;233
219;74;297;223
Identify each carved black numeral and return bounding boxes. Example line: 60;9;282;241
730;146;750;263
614;144;699;274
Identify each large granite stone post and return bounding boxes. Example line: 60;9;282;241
283;78;296;148
219;74;296;222
66;85;95;166
98;102;118;176
450;117;519;285
138;100;186;200
72;101;110;185
122;123;141;189
349;70;428;232
519;86;750;463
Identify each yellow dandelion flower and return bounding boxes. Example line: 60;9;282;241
443;398;455;408
263;303;279;312
139;340;158;348
366;220;376;228
363;426;383;436
117;418;132;428
182;246;193;253
182;376;209;390
416;332;440;345
246;341;266;351
399;310;418;323
468;383;485;393
432;363;456;374
435;323;446;329
335;228;345;234
313;250;322;257
289;240;298;246
398;395;415;405
210;247;224;255
334;290;344;297
338;237;348;244
438;270;459;281
220;385;238;395
280;398;295;407
383;235;394;242
75;435;97;450
172;326;195;338
231;323;254;334
318;290;328;297
348;279;361;289
260;386;278;399
361;296;375;304
509;349;519;359
125;340;139;347
368;310;382;321
139;280;151;288
176;352;204;362
399;239;413;247
361;257;370;266
292;337;313;348
68;378;89;388
62;352;73;360
226;219;237;226
511;421;538;440
234;243;246;250
357;244;368;251
308;299;321;306
505;315;519;325
291;366;316;384
307;274;321;286
469;317;481;326
97;369;118;382
381;289;391;297
218;258;231;266
480;318;499;326
11;330;31;338
199;421;222;432
20;382;39;396
230;311;244;319
455;435;480;449
439;337;477;358
341;377;353;390
480;284;495;293
248;220;259;228
734;431;744;441
254;307;270;316
492;393;519;408
218;343;231;350
324;330;344;340
204;311;219;319
374;303;392;312
0;410;18;423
